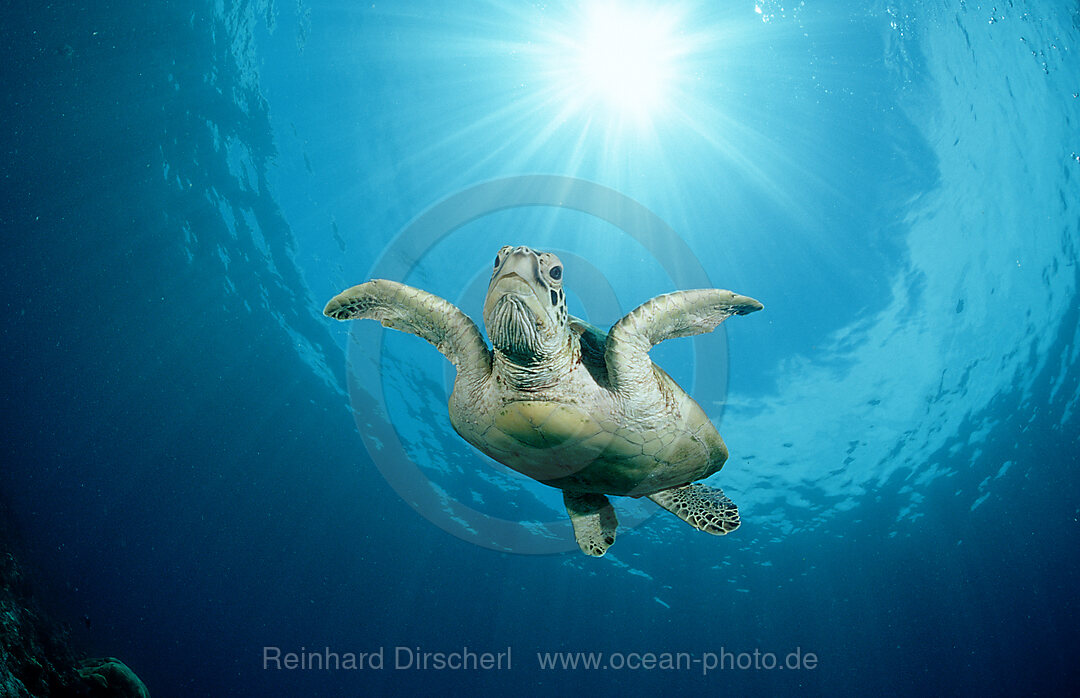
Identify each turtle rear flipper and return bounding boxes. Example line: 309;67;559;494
649;483;740;535
564;492;618;557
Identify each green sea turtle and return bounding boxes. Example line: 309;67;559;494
324;245;763;556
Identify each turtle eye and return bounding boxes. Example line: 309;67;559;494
549;265;562;281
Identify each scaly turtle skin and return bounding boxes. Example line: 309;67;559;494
325;245;763;556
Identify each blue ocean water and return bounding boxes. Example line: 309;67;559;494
1;0;1078;695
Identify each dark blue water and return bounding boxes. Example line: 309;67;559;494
2;0;1078;695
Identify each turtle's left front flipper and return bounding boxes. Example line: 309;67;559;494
649;483;740;535
324;279;491;383
605;289;763;394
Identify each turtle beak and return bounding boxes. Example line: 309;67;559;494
492;249;541;286
484;250;549;322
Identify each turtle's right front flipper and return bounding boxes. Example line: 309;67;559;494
605;289;762;394
324;279;491;382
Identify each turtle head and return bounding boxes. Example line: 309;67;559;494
483;245;571;367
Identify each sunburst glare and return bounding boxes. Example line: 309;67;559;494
567;3;684;123
332;1;829;226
